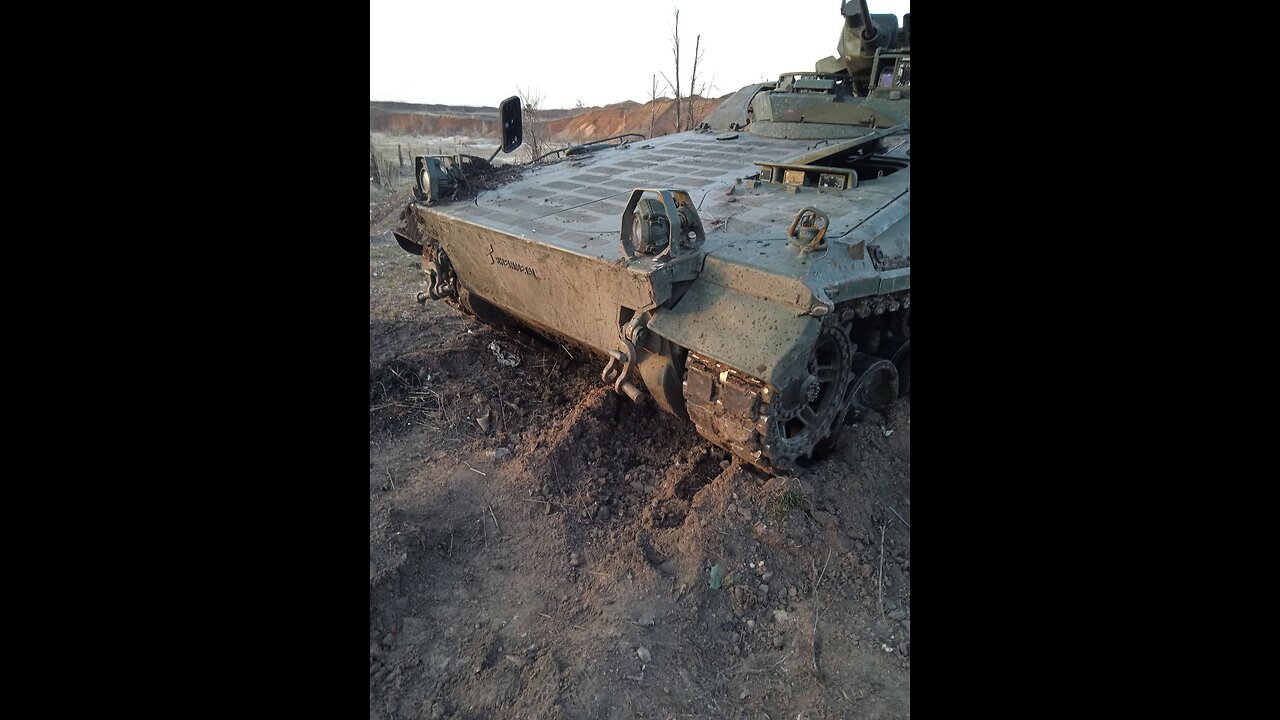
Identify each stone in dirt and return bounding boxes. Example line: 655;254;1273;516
811;510;838;529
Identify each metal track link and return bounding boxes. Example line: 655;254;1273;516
684;352;775;472
682;291;909;474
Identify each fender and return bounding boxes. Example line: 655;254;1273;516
648;279;820;392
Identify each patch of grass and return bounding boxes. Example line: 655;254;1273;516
780;489;806;510
768;487;808;523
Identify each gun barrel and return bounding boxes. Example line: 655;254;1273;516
856;0;877;40
843;0;879;40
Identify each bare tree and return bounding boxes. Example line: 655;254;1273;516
649;74;659;139
517;86;549;162
686;33;706;130
658;8;682;134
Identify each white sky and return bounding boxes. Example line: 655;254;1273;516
370;0;910;109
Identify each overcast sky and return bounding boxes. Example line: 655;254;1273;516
370;0;910;109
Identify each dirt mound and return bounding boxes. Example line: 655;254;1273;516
369;298;910;718
545;96;720;143
371;96;729;147
371;106;502;137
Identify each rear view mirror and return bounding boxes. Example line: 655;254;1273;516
499;96;523;154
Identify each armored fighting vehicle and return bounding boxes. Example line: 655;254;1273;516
395;0;910;474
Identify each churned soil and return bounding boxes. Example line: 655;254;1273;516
370;190;910;719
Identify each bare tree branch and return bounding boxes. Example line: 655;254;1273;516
649;74;659;139
669;8;682;133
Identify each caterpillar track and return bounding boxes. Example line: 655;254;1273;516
683;292;910;473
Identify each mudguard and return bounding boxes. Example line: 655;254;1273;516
648;279;819;391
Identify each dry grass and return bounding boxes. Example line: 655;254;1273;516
369;134;401;189
369;349;486;438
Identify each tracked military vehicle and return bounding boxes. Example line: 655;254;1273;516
395;0;910;474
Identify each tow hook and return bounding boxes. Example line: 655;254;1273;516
602;338;646;404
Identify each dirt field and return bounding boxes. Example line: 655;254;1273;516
370;134;507;174
369;181;911;719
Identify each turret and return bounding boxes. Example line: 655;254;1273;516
836;0;901;93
